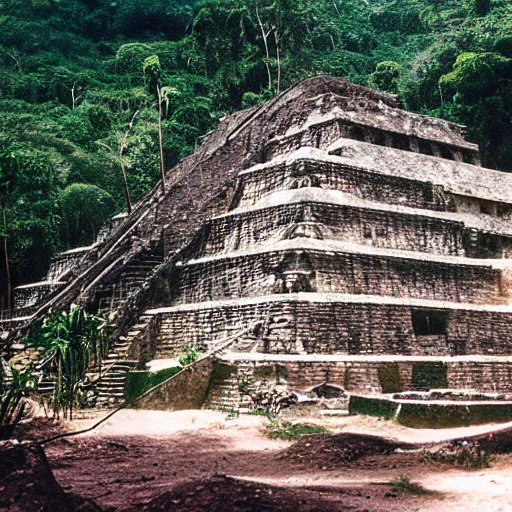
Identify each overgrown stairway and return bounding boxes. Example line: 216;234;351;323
95;245;164;313
92;335;140;407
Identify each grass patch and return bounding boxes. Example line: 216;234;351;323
265;420;331;440
387;475;437;497
247;409;267;416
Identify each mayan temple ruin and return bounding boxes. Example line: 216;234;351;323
2;76;512;418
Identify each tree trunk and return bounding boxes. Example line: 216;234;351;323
157;86;166;193
2;207;11;311
274;31;281;94
119;155;133;214
255;5;273;92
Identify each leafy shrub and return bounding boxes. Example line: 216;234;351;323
369;61;402;93
178;346;199;366
24;306;112;419
59;183;115;247
0;364;35;439
0;388;25;438
439;52;510;101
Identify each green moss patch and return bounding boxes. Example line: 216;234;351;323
378;364;403;394
350;394;512;428
350;395;399;420
124;367;181;402
398;402;512;429
265;420;331;440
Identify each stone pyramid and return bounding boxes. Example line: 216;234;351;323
2;77;512;412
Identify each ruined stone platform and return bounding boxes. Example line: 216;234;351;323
3;76;512;413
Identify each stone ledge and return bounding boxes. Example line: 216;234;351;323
145;292;512;315
183;236;506;268
218;354;512;364
221;187;512;238
328;140;512;205
237;147;512;205
350;394;512;428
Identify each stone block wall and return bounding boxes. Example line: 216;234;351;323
465;231;512;259
265;118;480;166
173;250;500;305
152;300;294;358
294;302;512;356
14;283;62;309
198;203;466;258
202;358;512;409
135;357;215;411
446;363;512;393
234;159;455;212
150;299;512;359
46;249;89;281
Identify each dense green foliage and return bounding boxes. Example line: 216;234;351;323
0;0;511;304
24;306;112;418
0;362;34;437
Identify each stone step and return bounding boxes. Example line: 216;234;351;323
38;386;56;393
109;363;134;369
100;374;127;381
130;324;149;330
97;388;125;394
96;383;125;390
319;409;350;416
98;374;127;381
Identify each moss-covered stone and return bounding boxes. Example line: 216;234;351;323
124;367;181;402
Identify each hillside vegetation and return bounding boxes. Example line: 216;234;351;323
0;0;511;303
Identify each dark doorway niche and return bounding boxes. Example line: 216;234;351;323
378;364;403;394
412;362;448;390
411;309;449;336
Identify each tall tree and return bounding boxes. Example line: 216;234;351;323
143;55;180;193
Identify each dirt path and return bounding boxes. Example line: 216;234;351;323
42;409;512;511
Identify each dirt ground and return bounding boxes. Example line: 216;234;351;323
8;409;502;512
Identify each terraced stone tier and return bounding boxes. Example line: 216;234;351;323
173;240;507;306
231;155;455;212
13;281;66;310
144;294;512;360
46;244;96;281
197;191;470;259
202;354;512;411
327;140;512;209
265;115;480;165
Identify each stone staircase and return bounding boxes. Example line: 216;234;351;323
32;336;139;408
92;336;139;407
37;375;57;396
203;366;241;411
94;359;138;407
96;249;164;313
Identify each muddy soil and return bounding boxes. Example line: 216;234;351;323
40;411;434;511
9;409;512;512
0;443;100;512
45;432;430;512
